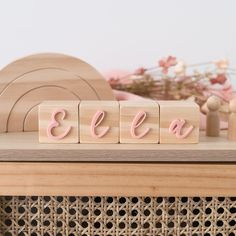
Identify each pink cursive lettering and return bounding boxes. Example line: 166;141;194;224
90;110;110;138
130;111;150;138
169;119;194;139
47;108;72;140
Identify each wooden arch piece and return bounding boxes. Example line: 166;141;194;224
0;53;114;133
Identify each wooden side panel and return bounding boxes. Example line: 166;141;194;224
0;163;235;196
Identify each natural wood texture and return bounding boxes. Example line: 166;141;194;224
0;162;236;196
206;96;221;137
0;132;235;162
80;101;119;143
119;101;159;143
228;97;236;141
0;53;114;133
159;101;200;143
39;101;80;143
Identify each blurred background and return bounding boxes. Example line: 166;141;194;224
0;0;235;87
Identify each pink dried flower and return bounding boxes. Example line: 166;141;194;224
108;77;119;86
158;56;177;74
133;67;146;75
210;74;227;85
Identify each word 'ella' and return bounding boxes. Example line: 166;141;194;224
39;100;200;144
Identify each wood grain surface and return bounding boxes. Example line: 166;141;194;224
0;162;236;196
39;101;80;143
80;101;119;143
0;53;114;133
159;101;200;143
0;131;235;162
119;100;159;143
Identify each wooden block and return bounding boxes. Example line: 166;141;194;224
120;101;159;143
159;101;200;143
39;101;80;143
228;97;236;141
80;101;119;143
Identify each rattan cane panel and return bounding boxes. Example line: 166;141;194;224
0;196;235;236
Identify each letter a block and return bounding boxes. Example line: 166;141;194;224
80;101;119;143
159;101;200;143
39;101;80;143
120;101;159;143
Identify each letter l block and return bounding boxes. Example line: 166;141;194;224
120;101;159;143
80;101;119;143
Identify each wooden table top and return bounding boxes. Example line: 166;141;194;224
0;131;235;162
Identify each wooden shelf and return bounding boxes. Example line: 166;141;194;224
0;131;235;162
0;131;236;196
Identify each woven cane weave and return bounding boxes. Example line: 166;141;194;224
0;196;235;236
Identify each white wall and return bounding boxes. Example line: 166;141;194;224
0;0;235;87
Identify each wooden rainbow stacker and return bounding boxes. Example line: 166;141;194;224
39;100;200;144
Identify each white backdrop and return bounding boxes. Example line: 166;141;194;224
0;0;235;87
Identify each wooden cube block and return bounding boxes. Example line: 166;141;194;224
159;101;200;143
120;101;159;143
39;101;80;143
80;101;119;143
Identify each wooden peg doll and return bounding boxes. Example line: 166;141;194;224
206;96;221;137
228;98;236;141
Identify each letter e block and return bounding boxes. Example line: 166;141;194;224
80;101;119;143
159;101;200;143
120;101;159;143
39;101;80;143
